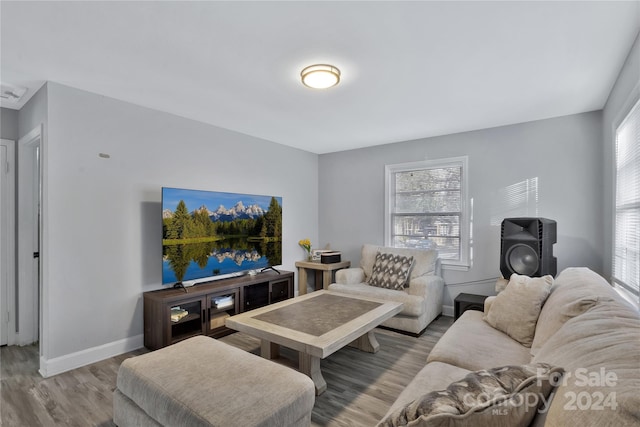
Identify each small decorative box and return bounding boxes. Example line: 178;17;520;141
311;249;332;261
320;251;342;264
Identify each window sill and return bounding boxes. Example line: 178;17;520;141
441;263;470;272
613;284;640;309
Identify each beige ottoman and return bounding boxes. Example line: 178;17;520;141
113;336;315;427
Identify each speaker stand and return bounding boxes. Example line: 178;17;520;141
454;293;489;320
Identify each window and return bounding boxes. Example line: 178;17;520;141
613;99;640;300
385;157;469;269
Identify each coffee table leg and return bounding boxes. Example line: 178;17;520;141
299;353;326;395
261;340;280;359
348;330;380;353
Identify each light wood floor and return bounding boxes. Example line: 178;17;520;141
0;316;453;427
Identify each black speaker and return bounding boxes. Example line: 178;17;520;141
500;218;557;278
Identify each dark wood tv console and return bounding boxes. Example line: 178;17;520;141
143;270;293;350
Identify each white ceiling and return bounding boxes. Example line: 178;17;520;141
2;1;639;154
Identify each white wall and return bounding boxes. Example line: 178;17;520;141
40;83;318;371
319;111;604;309
602;31;640;279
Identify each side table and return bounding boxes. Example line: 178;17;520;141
295;260;351;295
454;293;488;320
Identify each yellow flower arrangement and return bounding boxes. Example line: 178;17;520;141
298;238;312;260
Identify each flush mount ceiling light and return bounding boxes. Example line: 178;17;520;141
300;64;341;89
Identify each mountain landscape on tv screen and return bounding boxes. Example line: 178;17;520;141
163;200;267;223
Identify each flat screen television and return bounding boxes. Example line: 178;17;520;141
162;187;282;286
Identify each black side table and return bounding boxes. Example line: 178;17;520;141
454;293;488;320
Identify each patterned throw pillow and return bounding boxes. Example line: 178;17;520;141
378;363;563;427
368;252;414;290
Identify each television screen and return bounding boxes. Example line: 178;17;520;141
162;187;282;285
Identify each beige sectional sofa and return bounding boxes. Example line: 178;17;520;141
378;267;640;426
328;244;444;335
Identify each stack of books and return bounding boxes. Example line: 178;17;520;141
170;307;189;322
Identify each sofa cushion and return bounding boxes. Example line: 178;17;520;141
328;282;424;317
361;244;437;281
530;296;605;356
530;267;618;355
378;363;562;427
532;299;640;426
368;252;414;290
427;310;532;371
483;273;553;347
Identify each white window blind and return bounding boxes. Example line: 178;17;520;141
613;99;640;297
385;157;469;268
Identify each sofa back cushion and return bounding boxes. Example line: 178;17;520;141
530;268;619;355
531;299;640;426
361;244;437;282
483;274;553;347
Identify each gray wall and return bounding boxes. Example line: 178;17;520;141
602;31;640;279
18;83;48;139
42;82;318;361
319;111;604;307
1;107;19;140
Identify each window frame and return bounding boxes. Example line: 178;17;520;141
612;95;640;301
385;156;470;270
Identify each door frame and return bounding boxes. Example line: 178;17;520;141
0;138;16;346
17;126;42;348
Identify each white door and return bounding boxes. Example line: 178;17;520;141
18;128;41;346
0;139;16;346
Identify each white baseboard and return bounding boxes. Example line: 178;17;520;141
442;305;454;317
39;334;144;378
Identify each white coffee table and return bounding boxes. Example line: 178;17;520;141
225;290;403;395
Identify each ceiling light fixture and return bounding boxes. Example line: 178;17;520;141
301;64;340;89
